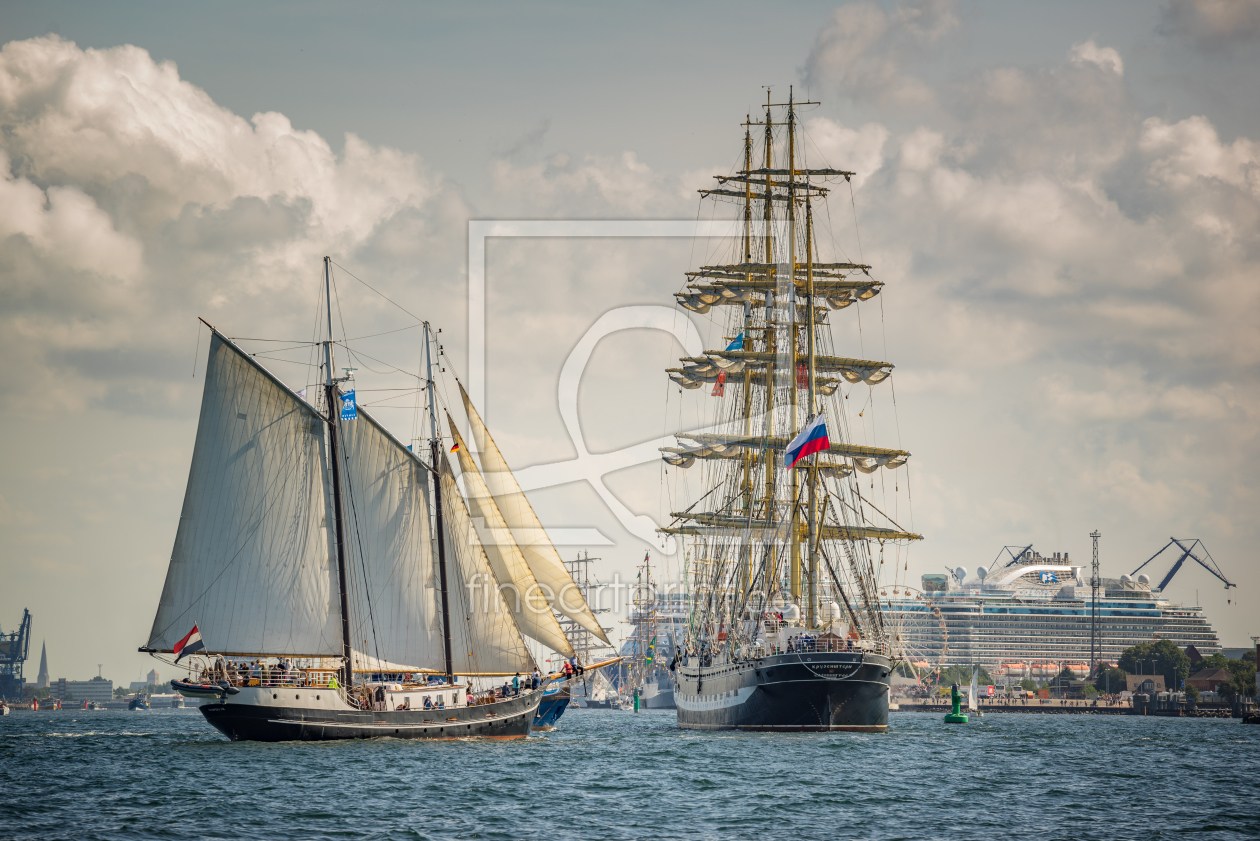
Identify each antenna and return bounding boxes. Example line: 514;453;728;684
1089;530;1101;677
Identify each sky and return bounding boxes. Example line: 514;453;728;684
1;0;1257;684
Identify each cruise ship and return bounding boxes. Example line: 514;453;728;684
885;546;1221;681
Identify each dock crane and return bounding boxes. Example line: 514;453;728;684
0;608;32;700
1131;538;1235;592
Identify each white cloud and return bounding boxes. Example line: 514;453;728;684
0;35;465;415
1160;0;1260;49
1069;40;1124;75
802;0;955;104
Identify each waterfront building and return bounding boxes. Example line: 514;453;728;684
55;678;114;703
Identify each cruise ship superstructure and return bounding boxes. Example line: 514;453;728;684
887;547;1221;681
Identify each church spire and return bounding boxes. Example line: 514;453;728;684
37;640;49;689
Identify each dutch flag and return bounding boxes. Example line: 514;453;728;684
784;414;830;469
173;624;206;663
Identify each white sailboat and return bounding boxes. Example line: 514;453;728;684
145;257;601;741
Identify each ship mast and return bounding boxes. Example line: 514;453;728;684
322;256;354;689
424;322;456;685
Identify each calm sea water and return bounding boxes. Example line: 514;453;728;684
2;707;1256;840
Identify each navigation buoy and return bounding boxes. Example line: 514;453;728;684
944;683;969;724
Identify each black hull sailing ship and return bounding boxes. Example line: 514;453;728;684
661;90;920;732
144;259;612;742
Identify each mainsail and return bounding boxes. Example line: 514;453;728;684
148;326;547;676
146;333;343;657
447;417;575;657
458;383;612;645
334;408;442;672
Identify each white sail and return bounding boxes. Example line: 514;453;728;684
146;332;343;657
335;409;444;673
459;383;612;646
447;417;575;657
969;667;979;712
439;457;538;676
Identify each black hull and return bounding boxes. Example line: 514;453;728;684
675;651;890;731
200;692;541;742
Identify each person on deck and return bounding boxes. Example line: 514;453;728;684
532;668;541;690
512;673;520;696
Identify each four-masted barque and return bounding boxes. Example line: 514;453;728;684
661;90;922;731
142;258;610;741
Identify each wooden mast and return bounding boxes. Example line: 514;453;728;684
761;90;776;606
741;118;755;595
805;198;819;630
424;322;456;684
787;87;801;609
322;255;354;689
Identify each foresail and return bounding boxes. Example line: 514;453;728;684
439;457;538;675
146;332;342;657
335;407;444;673
447;417;575;657
458;383;612;646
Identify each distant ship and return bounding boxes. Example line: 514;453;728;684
885;545;1224;681
128;695;150;711
660;89;919;731
141;259;610;741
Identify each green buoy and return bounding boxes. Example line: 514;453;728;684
944;683;969;724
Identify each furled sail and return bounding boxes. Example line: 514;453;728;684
458;383;612;646
439;456;538;675
334;407;444;673
146;332;343;657
447;417;575;657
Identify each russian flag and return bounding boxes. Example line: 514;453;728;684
784;414;829;469
173;624;206;663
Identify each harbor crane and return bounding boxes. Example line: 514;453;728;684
0;608;32;700
1131;538;1235;592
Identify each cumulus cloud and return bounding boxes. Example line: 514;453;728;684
802;0;957;104
1160;0;1260;48
0;35;465;415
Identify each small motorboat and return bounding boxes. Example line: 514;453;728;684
128;695;150;711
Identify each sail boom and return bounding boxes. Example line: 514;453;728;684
677;432;909;461
659;523;922;541
739;167;855;178
712;174;831;192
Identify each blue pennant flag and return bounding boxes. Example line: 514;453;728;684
726;332;744;352
340;389;357;420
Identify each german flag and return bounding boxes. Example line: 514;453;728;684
450;441;460;453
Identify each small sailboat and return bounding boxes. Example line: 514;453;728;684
140;258;608;742
969;667;983;717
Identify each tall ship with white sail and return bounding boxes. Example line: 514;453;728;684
142;258;610;741
660;90;921;731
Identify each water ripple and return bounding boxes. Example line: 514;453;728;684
1;708;1256;840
